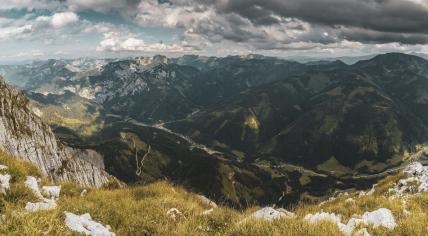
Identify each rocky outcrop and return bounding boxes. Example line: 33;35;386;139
0;77;110;187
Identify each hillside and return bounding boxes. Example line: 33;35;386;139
62;121;344;208
170;53;428;171
1;56;428;234
2;53;428;207
0;148;428;235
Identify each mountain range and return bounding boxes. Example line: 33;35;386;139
0;52;427;207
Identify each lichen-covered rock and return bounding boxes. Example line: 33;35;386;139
24;175;62;212
42;186;61;199
0;173;10;195
361;208;396;230
304;211;342;225
202;208;214;215
167;208;183;220
196;195;218;208
25;199;57;212
24;176;44;199
389;162;428;197
305;208;396;236
0;77;110;187
240;207;295;224
65;212;116;236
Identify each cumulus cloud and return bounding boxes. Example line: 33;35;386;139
0;25;32;41
50;12;79;28
95;28;199;53
67;0;140;15
3;0;428;57
0;0;61;10
0;10;82;44
14;49;44;58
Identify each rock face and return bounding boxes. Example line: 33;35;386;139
0;77;109;187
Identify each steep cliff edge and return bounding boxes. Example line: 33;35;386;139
0;77;110;187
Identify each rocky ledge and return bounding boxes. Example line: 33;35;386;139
0;77;110;187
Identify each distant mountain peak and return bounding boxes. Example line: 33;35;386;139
366;52;425;63
373;52;425;60
354;52;428;69
135;55;170;67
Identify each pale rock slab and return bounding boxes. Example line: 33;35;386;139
305;208;396;236
24;176;61;212
25;199;57;212
196;195;218;208
24;176;44;200
202;208;214;215
42;186;61;199
304;211;342;225
0;173;10;195
65;212;116;236
389;162;428;197
361;208;396;230
167;208;183;220
239;207;295;224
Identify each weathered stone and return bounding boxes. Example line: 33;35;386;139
0;77;110;187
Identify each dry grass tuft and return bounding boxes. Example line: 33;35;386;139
0;151;428;235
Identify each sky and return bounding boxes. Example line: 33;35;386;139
2;0;428;61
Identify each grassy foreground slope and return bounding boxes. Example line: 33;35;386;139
0;149;428;236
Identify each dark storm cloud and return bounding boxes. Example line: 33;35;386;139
222;4;280;26
213;0;428;33
339;28;428;44
187;0;428;45
200;14;268;42
61;0;428;49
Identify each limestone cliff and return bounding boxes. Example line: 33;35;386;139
0;77;110;187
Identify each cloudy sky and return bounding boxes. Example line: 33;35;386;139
2;0;428;61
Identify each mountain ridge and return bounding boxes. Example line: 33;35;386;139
0;76;111;187
1;52;427;205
